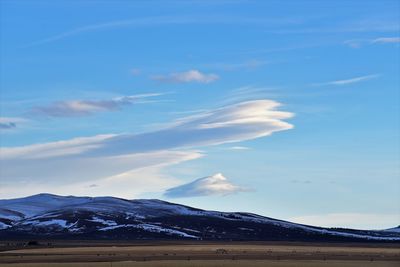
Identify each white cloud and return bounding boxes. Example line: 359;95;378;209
314;74;380;86
372;37;400;44
0;134;115;159
164;173;247;198
151;70;219;83
290;213;400;230
31;93;164;117
2;100;293;160
0;99;293;198
227;146;250;150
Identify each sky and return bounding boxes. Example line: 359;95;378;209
0;0;399;230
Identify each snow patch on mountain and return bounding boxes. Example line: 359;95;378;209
21;219;71;228
99;223;198;238
87;216;117;226
0;222;11;230
384;226;400;233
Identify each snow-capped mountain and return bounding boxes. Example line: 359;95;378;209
0;193;399;242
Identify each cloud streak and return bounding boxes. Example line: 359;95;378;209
372;37;400;44
314;74;380;86
227;146;250;150
25;15;303;46
31;93;164;117
151;70;219;84
164;173;247;198
344;36;400;48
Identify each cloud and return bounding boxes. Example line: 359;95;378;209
94;100;293;154
0;122;16;129
290;213;400;230
164;173;247;198
0;100;293;197
267;18;400;34
31;93;164;117
2;100;293;159
227;146;250;150
152;70;219;84
314;74;380;86
0;117;26;130
372;37;400;44
344;37;400;48
343;39;364;48
25;15;303;46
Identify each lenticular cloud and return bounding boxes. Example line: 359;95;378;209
164;173;247;198
0;99;293;189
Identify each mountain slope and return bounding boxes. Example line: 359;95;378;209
0;194;399;242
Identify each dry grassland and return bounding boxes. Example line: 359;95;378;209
0;243;399;267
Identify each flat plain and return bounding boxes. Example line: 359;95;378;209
0;242;399;267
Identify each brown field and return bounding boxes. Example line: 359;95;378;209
0;241;399;267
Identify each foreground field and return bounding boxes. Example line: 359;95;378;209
0;260;400;267
0;242;399;267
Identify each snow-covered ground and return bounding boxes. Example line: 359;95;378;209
87;216;117;226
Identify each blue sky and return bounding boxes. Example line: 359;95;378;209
0;0;399;229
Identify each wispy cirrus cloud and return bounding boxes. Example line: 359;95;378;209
25;15;304;46
31;93;164;117
267;17;400;35
344;36;400;48
164;173;248;198
343;39;366;49
372;37;400;44
313;74;380;86
151;70;219;84
226;146;250;150
0;99;293;197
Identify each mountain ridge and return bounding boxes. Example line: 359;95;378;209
1;193;399;242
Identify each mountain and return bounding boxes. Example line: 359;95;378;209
0;193;399;242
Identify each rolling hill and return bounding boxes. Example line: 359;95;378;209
1;193;399;242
